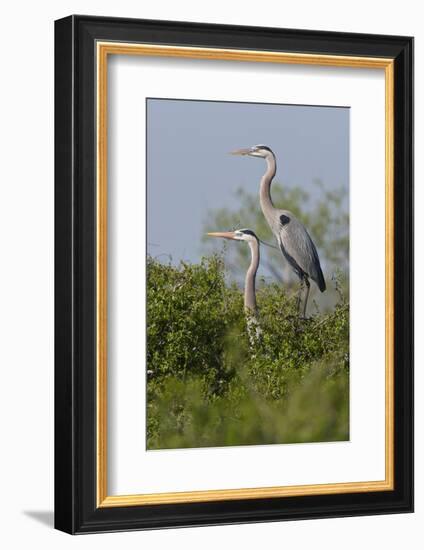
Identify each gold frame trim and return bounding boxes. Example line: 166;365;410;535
96;42;395;508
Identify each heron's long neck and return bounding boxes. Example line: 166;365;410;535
259;154;277;225
244;240;260;315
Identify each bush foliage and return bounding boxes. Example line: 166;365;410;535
147;254;349;450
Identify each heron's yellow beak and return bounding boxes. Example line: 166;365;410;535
207;231;237;240
230;148;250;156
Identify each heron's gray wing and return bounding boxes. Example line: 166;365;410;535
276;210;326;292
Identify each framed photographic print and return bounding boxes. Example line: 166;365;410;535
54;15;413;534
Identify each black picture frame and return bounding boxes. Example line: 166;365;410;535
55;14;413;534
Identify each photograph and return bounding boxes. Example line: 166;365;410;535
0;0;418;542
146;98;350;450
52;14;413;534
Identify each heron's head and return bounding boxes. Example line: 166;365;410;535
207;228;258;243
230;144;274;159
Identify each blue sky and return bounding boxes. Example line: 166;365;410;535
147;98;349;264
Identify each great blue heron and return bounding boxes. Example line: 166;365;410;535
207;229;262;343
207;229;260;316
231;145;326;317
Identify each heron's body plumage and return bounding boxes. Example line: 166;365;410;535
274;209;326;292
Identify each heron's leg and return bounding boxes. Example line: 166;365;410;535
302;277;311;318
296;277;304;314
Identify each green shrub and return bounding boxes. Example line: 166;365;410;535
147;254;349;449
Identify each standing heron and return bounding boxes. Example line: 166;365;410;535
231;145;326;317
207;229;261;342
